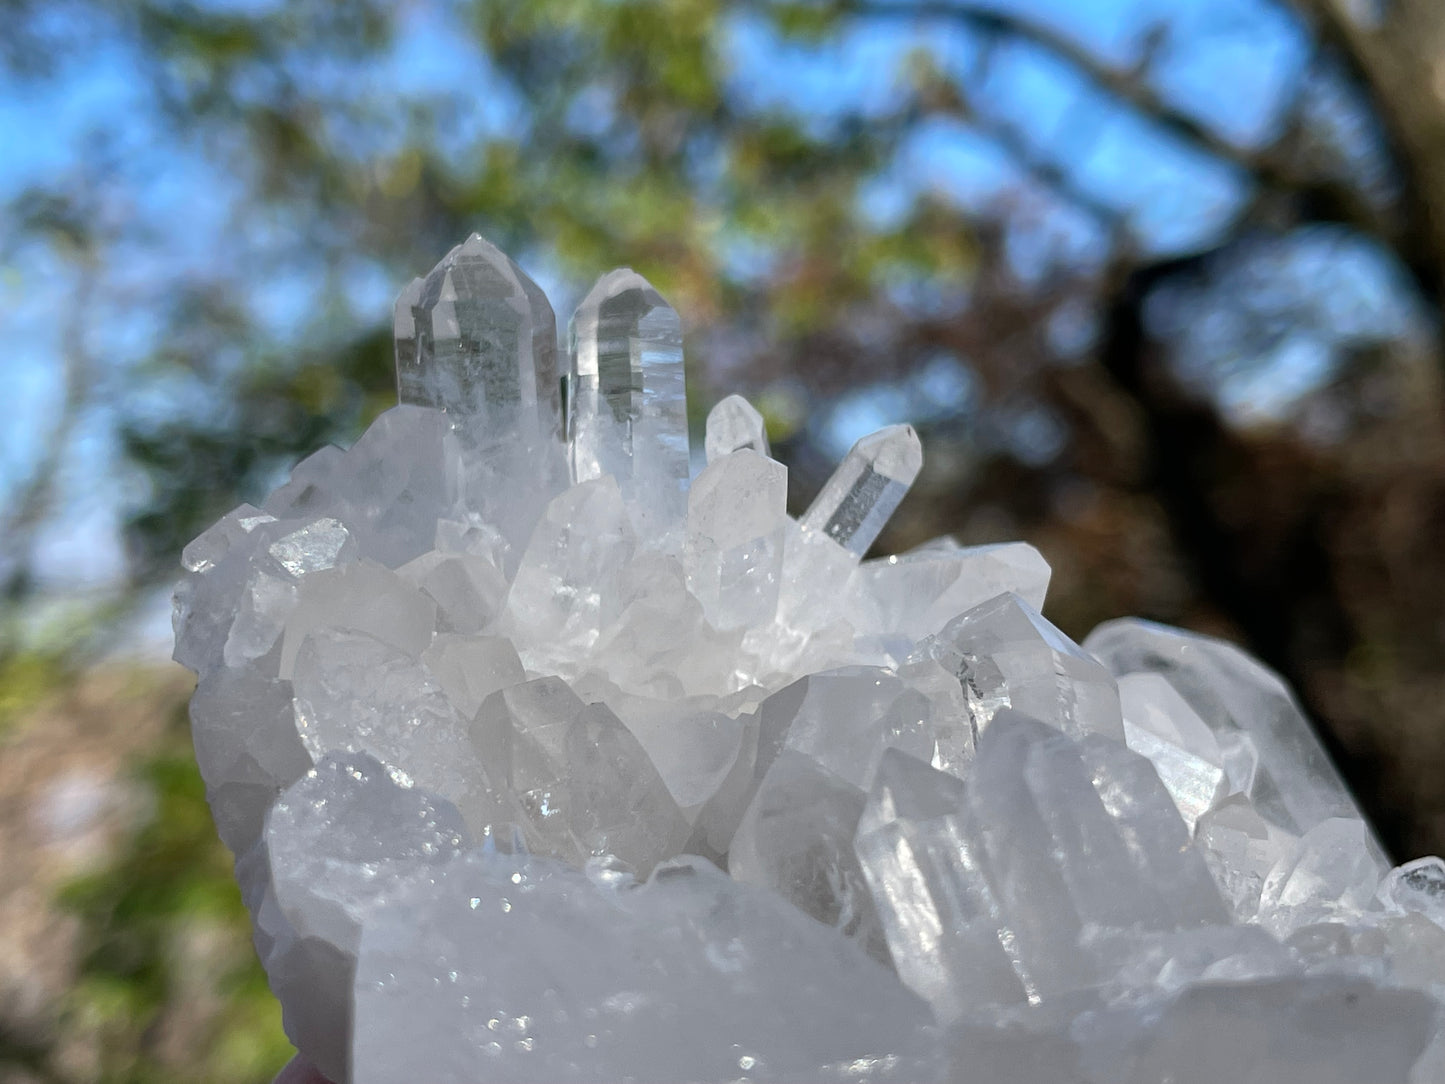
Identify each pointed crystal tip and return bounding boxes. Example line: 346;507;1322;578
394;233;560;438
565;266;688;535
800;424;923;557
704;394;770;463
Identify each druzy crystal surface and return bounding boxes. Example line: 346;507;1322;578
176;236;1445;1083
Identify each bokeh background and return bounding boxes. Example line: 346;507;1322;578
2;0;1444;1079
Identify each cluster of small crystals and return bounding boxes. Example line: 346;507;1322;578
174;235;1445;1084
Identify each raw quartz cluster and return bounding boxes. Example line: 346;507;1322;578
175;235;1445;1084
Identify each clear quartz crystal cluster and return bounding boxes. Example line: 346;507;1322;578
175;235;1445;1084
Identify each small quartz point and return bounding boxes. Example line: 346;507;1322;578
1118;672;1227;832
858;540;1051;642
396;233;561;441
1083;618;1381;850
729;749;889;961
800;424;922;557
567;268;689;540
473;677;691;873
1379;856;1445;924
704;394;770;462
920;591;1125;744
685;449;788;630
1258;816;1388;936
855;749;1029;1022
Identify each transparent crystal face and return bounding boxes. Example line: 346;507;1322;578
800;424;923;556
396;233;561;440
173;234;1444;1084
567;268;689;541
705;393;770;462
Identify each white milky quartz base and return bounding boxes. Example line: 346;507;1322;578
173;234;1445;1084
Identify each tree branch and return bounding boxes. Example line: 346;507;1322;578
842;0;1404;246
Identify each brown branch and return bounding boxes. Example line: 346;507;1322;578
1287;0;1445;296
842;0;1405;245
845;2;1262;167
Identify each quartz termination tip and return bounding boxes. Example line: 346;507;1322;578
395;233;561;442
567;267;689;538
801;424;923;556
705;394;770;463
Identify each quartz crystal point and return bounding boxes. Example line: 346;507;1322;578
1083;618;1380;849
1380;856;1445;924
704;393;770;462
751;666;938;791
504;476;636;671
395;233;561;440
1117;672;1227;831
290;627;510;840
856;711;1226;1021
473;677;690;872
1257;816;1388;936
729;750;890;960
1195;796;1300;921
800;424;922;557
602;691;754;833
855;749;1029;1022
685;449;787;630
857;539;1051;643
566;268;689;540
921;591;1125;743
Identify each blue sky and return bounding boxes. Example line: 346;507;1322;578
0;0;1424;650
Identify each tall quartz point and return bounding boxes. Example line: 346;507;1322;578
704;393;770;462
396;233;561;440
800;424;923;557
567;269;689;540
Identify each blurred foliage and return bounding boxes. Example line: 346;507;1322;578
52;705;288;1084
0;651;70;736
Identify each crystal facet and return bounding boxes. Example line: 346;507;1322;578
566;268;689;540
397;233;561;440
800;424;923;557
704;393;770;462
922;591;1125;743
